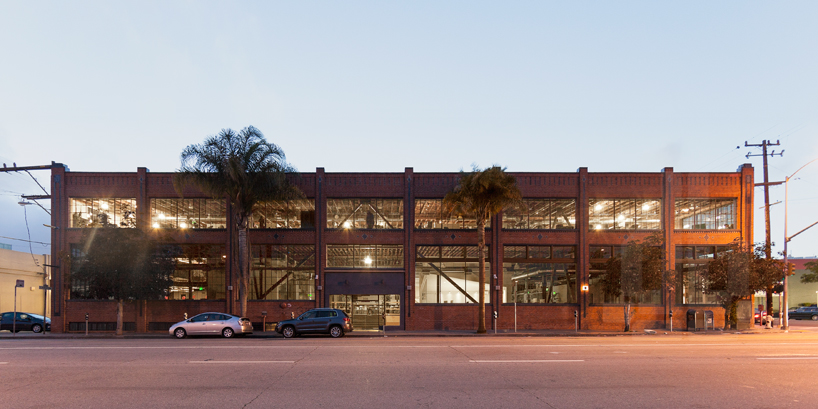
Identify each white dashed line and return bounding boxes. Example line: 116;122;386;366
188;360;295;364
470;360;584;363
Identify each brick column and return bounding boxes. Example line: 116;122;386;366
316;168;325;307
577;167;588;327
662;167;675;328
136;167;149;231
404;168;413;323
739;164;755;248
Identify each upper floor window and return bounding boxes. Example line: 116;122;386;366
253;199;316;229
589;199;661;231
150;198;226;229
70;198;136;228
503;199;576;230
327;198;403;229
326;244;404;268
414;199;489;229
675;199;736;230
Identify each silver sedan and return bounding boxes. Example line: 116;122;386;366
169;312;253;338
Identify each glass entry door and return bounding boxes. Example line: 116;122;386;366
330;294;400;330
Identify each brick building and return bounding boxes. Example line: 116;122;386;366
48;164;755;333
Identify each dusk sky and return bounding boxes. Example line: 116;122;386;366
1;2;816;258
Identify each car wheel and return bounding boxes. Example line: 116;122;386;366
222;328;234;338
812;315;818;321
174;328;187;339
31;324;43;333
282;326;295;338
329;325;344;338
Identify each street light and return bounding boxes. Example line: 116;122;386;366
782;158;818;330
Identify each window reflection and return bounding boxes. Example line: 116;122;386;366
253;199;315;229
674;199;736;230
502;199;576;229
251;245;315;300
326;245;404;268
327;199;403;229
150;198;226;229
502;245;576;304
414;199;489;229
675;245;728;304
70;198;137;228
589;199;661;230
415;246;490;304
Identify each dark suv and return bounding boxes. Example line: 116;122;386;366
275;308;353;338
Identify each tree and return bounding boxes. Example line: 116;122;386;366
800;261;818;284
443;165;522;334
174;126;302;318
71;228;175;335
598;234;667;331
704;240;784;329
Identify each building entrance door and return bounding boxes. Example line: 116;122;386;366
329;294;400;330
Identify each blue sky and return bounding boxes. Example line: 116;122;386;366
1;1;816;258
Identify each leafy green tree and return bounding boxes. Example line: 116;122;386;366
444;165;522;334
598;234;667;331
175;126;302;317
800;261;818;284
705;240;784;329
71;228;175;335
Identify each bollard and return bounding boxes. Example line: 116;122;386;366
85;313;89;336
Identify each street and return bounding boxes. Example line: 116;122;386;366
2;331;818;409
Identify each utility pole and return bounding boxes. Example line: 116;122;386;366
746;140;783;317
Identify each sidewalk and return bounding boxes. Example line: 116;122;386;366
1;326;800;339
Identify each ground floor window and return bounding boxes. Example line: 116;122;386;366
415;245;490;304
588;245;662;305
330;294;400;329
675;245;728;304
502;245;576;303
168;245;226;300
251;245;315;300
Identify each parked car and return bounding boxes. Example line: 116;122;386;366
275;308;353;338
169;312;253;338
788;307;818;321
753;309;767;325
0;312;51;333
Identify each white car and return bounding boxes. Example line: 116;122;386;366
169;312;253;338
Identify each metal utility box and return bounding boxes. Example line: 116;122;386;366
686;309;700;331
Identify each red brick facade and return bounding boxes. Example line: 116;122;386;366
49;165;753;332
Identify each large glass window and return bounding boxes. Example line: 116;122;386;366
70;198;137;228
150;198;226;229
415;246;490;304
251;245;315;300
327;198;403;229
414;199;489;229
676;245;727;304
675;199;737;230
168;245;226;300
502;245;576;304
502;199;576;230
253;199;316;229
326;245;404;268
588;245;662;305
589;199;661;230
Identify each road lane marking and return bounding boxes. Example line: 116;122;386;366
189;360;295;364
470;360;584;363
757;357;818;360
0;362;7;364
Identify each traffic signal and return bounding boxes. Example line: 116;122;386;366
787;262;796;276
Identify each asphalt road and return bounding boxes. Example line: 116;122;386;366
2;333;818;409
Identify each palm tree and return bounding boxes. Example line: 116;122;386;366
444;165;522;333
174;126;302;317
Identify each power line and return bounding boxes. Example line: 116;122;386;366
0;235;49;246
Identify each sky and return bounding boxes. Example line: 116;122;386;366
1;1;816;259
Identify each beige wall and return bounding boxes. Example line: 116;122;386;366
0;248;50;315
